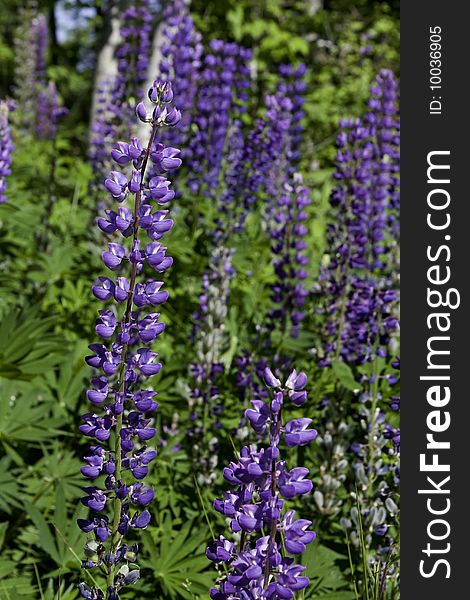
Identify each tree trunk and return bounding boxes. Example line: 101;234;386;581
89;2;122;131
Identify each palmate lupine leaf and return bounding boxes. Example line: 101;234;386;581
20;445;84;503
28;241;75;285
24;500;61;565
0;307;65;380
0;563;37;598
22;492;86;574
141;518;213;599
0;390;64;448
0;457;22;513
303;543;353;599
42;339;89;413
43;579;80;600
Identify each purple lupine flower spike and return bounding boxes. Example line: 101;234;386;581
186;39;252;196
319;69;400;367
277;63;307;171
317;71;400;587
89;79;115;180
31;14;47;86
207;369;317;598
13;10;48;134
36;81;68;140
187;245;235;485
110;0;153;138
268;173;311;338
157;0;203;151
0;101;14;205
78;80;181;599
90;1;152;181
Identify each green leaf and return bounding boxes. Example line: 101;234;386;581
227;5;244;41
23;501;60;564
330;360;358;391
141;518;213;599
0;457;23;513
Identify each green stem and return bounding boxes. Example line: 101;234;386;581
367;347;380;498
263;406;282;589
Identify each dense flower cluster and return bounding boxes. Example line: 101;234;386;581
90;2;152;181
233;85;310;420
31;14;47;86
186;39;252;195
319;69;400;366
0;101;14;204
36;81;68;140
277;64;307;169
341;356;400;572
207;368;317;599
314;70;400;591
366;69;400;273
215;120;250;232
13;8;47;133
158;0;203;150
114;1;152;103
78;80;181;599
312;415;350;517
268;173;311;339
111;1;152;133
90;80;115;180
248;94;293;208
188;245;235;484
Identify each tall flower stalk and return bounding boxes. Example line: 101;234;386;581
89;79;115;181
13;7;48;133
277;64;307;170
158;0;203;150
36;81;68;140
268;173;311;340
319;70;399;367
316;70;400;592
0;100;14;205
207;368;317;599
111;0;152;134
78;80;181;600
186;39;252;196
90;1;152;182
188;245;235;485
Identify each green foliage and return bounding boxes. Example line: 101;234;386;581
141;518;214;599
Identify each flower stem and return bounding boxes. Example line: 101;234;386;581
105;119;160;593
263;405;282;589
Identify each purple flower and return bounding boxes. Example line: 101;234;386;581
319;70;400;366
134;281;168;307
105;171;128;202
81;488;107;513
185;39;252;196
156;0;202;150
268;174;312;338
282;511;316;554
0;101;14;204
79;80;182;596
147;176;175;203
206;537;235;563
36;81;68;140
284;418;318;448
208;369;316;597
150;143;182;172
